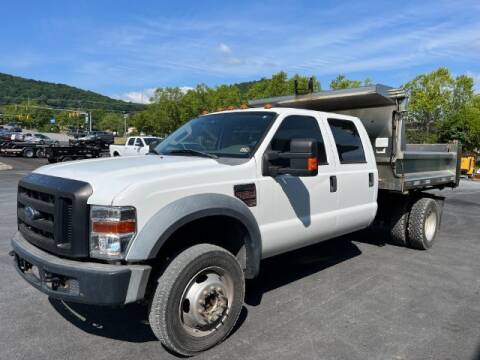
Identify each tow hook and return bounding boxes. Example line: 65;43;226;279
44;271;62;290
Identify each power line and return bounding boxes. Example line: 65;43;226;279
0;96;146;108
0;102;143;114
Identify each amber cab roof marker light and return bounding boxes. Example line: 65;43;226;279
264;103;273;109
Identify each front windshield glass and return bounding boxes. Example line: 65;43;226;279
155;112;276;158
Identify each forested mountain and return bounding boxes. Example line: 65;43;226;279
0;72;145;111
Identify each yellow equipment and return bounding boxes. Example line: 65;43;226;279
461;155;476;178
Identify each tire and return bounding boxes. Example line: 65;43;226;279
35;148;45;158
148;244;245;356
23;148;34;158
407;198;439;250
113;152;120;157
388;201;410;246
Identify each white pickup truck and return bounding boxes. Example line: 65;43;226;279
109;136;161;157
11;86;459;356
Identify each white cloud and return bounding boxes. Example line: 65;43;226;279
113;88;156;104
217;43;232;54
180;86;194;93
113;86;194;103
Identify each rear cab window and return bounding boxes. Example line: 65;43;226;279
127;138;135;146
327;118;366;164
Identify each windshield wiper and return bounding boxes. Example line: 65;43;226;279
166;149;218;159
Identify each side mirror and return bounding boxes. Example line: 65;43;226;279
263;138;318;177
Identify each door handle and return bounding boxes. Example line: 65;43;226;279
369;172;374;187
330;175;337;192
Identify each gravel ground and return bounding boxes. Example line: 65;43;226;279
1;158;479;360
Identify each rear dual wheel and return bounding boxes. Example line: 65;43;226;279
148;244;245;356
388;197;440;250
407;198;439;250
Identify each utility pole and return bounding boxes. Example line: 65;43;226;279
89;112;92;131
123;112;128;139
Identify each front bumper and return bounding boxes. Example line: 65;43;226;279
11;232;151;306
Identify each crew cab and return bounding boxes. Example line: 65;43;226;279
11;85;459;356
109;136;162;157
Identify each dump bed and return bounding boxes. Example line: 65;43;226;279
249;85;460;192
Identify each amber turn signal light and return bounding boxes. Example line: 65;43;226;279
92;220;136;234
307;157;318;171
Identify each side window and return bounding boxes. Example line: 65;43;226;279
127;138;135;146
327;119;366;164
135;138;144;147
269;115;328;167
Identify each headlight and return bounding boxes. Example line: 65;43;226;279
90;206;136;260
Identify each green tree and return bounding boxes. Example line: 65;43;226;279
437;94;480;152
402;68;479;145
99;113;124;135
247;72;320;100
330;74;371;90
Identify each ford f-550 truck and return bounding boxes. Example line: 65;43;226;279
11;85;460;356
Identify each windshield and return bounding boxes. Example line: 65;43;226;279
155;112;276;158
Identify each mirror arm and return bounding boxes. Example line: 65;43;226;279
264;151;313;160
278;152;313;159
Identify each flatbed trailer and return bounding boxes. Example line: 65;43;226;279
0;141;52;158
45;144;108;163
249;84;460;193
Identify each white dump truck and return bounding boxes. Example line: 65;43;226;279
11;85;459;355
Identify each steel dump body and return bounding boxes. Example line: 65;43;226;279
249;85;460;192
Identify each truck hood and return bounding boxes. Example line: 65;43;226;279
34;155;252;205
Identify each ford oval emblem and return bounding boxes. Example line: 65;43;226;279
24;206;40;221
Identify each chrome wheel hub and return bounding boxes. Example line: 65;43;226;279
180;267;233;337
424;211;437;241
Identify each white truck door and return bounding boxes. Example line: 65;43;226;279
125;137;136;156
134;138;144;154
325;117;377;235
260;114;339;258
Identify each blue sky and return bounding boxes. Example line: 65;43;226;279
1;0;479;103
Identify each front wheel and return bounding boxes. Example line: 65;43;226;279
148;244;245;356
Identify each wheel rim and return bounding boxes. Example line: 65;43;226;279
424;210;437;241
179;266;234;337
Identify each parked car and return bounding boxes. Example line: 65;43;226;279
78;131;114;144
11;85;460;356
67;128;88;139
4;122;22;132
109;136;162;157
22;133;59;145
0;131;13;141
10;133;24;141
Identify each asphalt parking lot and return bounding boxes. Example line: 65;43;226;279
1;157;480;360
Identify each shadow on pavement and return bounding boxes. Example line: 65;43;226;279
245;236;363;306
49;298;157;343
49;234;373;343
